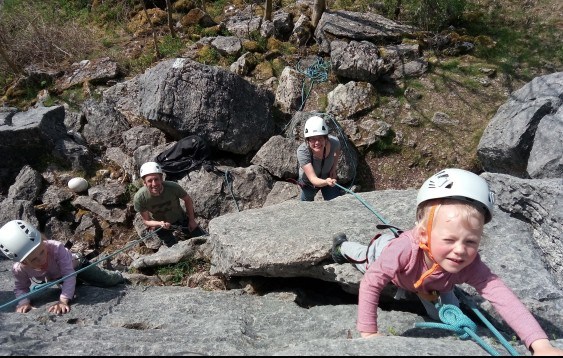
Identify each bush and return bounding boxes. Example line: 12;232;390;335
0;0;101;92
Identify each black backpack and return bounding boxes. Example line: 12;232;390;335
155;135;213;181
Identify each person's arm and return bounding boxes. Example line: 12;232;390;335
140;211;170;229
181;194;198;231
50;243;75;315
468;259;555;353
530;338;563;356
302;163;336;187
13;264;33;312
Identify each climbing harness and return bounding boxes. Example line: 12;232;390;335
0;227;165;311
296;57;330;111
415;291;520;356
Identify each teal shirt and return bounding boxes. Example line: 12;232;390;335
133;181;188;224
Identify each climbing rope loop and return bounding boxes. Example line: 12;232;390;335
415;303;507;356
296;56;330;111
438;303;477;339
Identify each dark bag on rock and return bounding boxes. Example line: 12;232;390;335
155;135;212;180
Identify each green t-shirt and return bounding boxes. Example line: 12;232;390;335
133;181;188;224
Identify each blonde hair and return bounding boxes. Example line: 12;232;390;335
415;198;485;231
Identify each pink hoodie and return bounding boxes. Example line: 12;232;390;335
357;229;548;349
12;240;76;306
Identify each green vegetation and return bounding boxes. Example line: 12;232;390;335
159;35;186;58
156;258;210;285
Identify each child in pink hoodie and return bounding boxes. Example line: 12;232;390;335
331;168;562;356
0;220;124;314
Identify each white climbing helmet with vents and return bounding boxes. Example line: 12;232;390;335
416;168;495;223
0;220;42;262
303;116;328;138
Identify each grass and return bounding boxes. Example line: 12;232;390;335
156;258;210;285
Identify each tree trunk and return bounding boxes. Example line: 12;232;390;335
311;0;326;28
264;0;273;21
394;0;402;20
165;0;176;38
140;0;161;59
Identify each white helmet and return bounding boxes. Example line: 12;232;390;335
140;162;163;178
304;116;328;138
416;168;495;223
0;220;42;262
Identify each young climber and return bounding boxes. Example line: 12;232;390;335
133;161;205;247
0;219;125;315
331;168;563;356
296;115;342;201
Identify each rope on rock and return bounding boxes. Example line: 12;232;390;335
296;56;330;111
455;287;520;356
335;183;399;237
223;169;240;211
415;302;507;356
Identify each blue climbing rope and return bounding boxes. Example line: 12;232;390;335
296;57;330;111
334;182;399;236
0;227;163;311
455;287;520;356
415;301;519;356
415;302;501;355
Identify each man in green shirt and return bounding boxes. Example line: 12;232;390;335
133;162;205;247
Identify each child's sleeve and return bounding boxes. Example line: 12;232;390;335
468;260;549;349
357;238;409;333
12;264;32;306
53;244;77;302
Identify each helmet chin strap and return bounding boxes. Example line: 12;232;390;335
414;204;442;289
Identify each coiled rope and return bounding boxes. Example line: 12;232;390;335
0;227;163;311
296;57;330;111
415;300;519;356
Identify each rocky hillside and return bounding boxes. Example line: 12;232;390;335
0;0;561;191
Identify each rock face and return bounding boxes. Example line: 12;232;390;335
0;14;562;355
477;72;563;179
